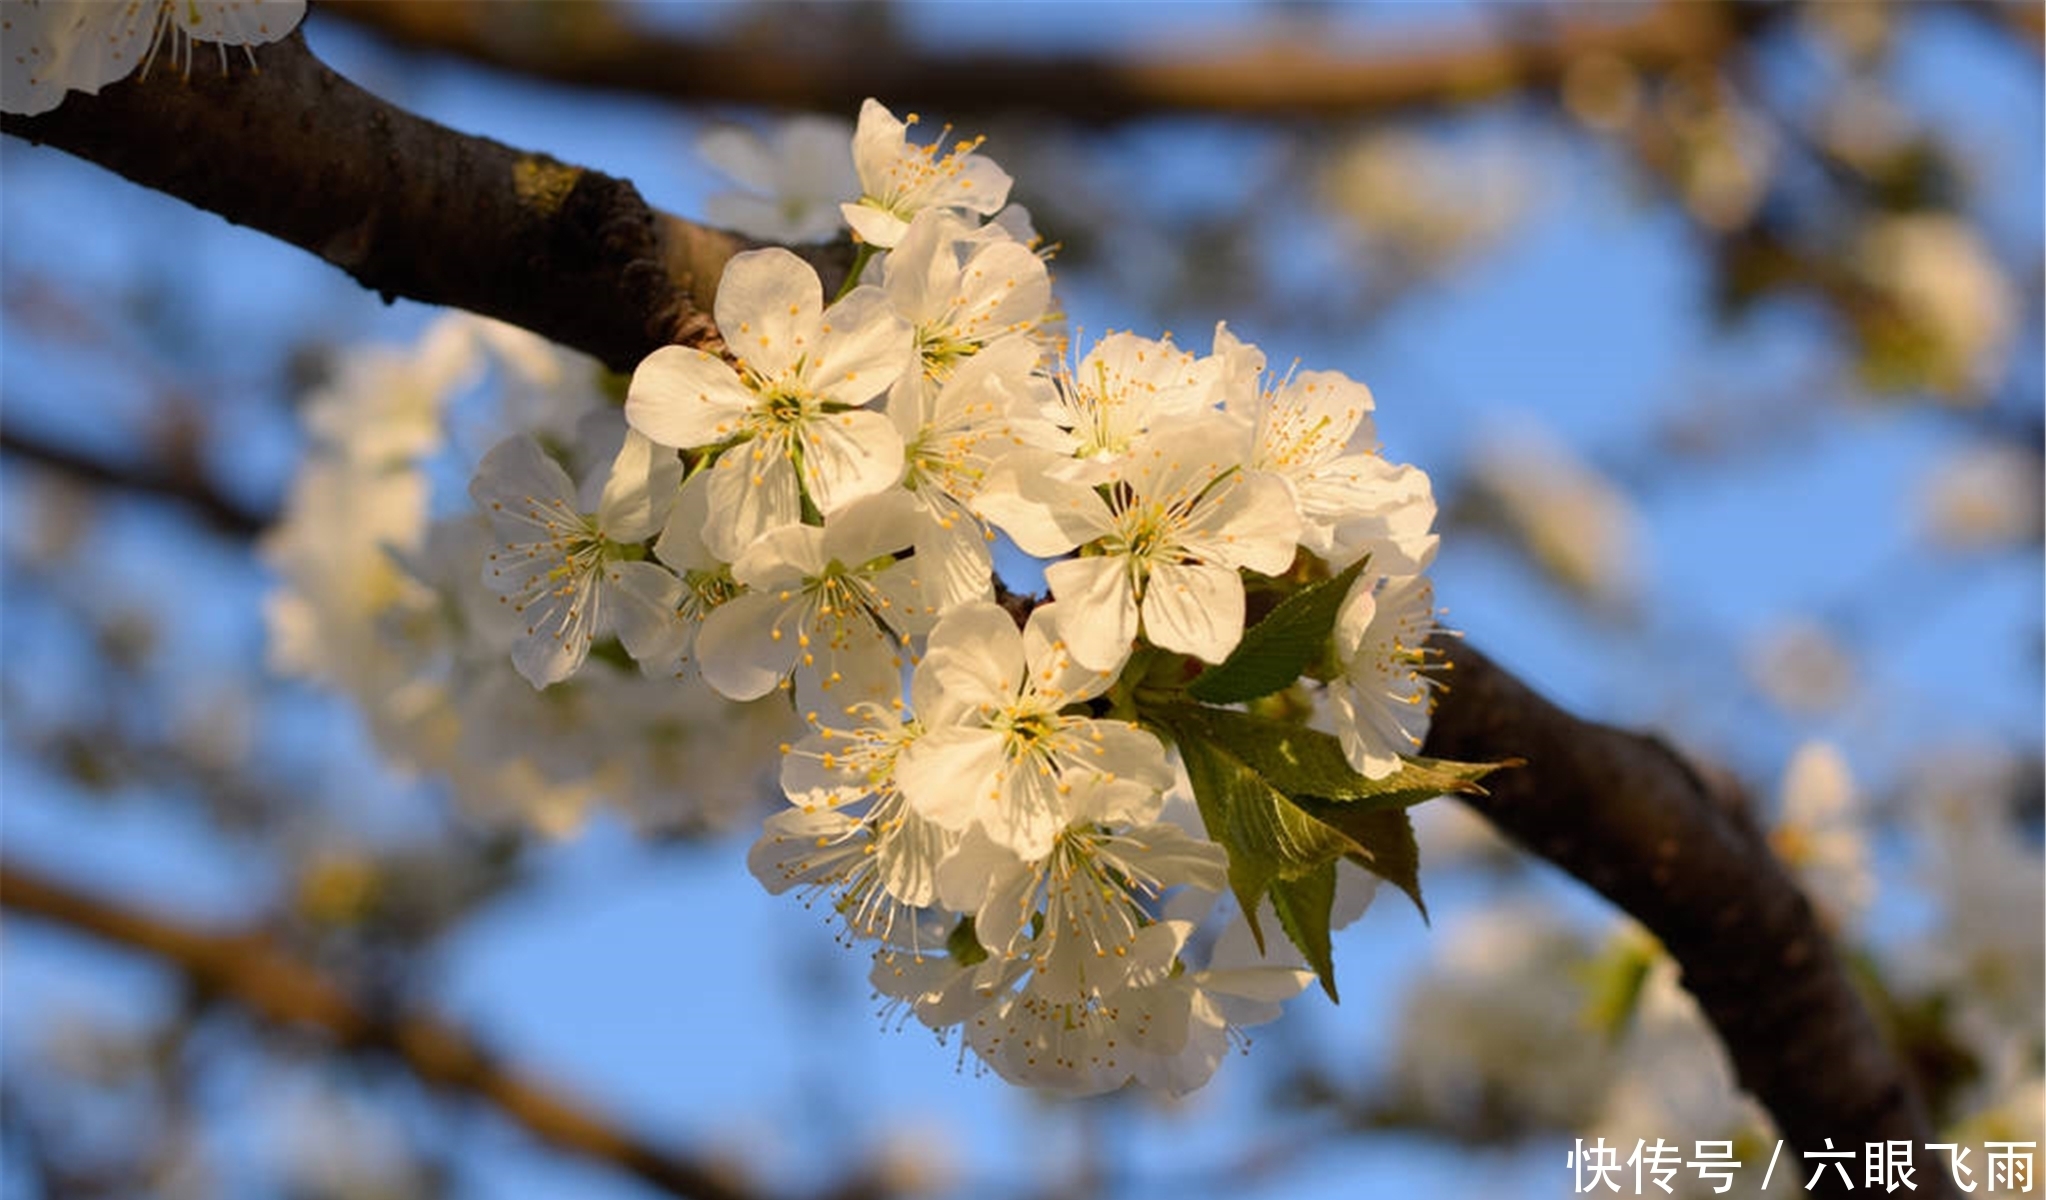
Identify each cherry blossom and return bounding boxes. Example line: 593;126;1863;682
626;248;913;560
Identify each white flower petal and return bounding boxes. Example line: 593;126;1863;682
715;248;823;380
703;445;804;561
604;559;687;670
1142;561;1246;664
1042;555;1137;672
625;345;755;450
808;286;913;407
697;588;802;700
896;726;1008;831
597;430;681;542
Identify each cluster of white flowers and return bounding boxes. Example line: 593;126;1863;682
273;100;1446;1096
1;0;303;116
263;314;796;836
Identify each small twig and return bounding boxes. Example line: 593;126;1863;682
0;859;804;1200
1;426;267;538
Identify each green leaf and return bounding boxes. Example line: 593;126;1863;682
1300;801;1428;921
1155;700;1513;986
1162;711;1354;955
1192;707;1505;812
1269;860;1340;1001
1188;558;1370;705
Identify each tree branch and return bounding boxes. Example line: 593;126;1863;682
1424;637;1951;1199
2;25;1944;1184
0;33;788;374
1;426;267;539
317;0;1738;122
0;859;878;1200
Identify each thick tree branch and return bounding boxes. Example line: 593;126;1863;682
1425;638;1950;1198
2;25;1944;1183
0;33;775;374
0;860;883;1200
318;0;1738;122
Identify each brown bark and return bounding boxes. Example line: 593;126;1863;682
1;33;786;374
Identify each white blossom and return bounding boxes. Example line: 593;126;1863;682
1326;573;1439;779
842;98;1012;249
698;114;857;243
1021;331;1222;478
694;489;932;706
626;248;914;560
1768;741;1873;932
470;432;685;688
891;334;1046;613
1213;322;1437;573
977;419;1302;670
882;209;1052;401
896;603;1171;859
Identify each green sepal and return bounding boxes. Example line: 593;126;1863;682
946;915;989;967
1187;558;1370;705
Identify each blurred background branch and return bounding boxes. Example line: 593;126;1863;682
0;859;885;1200
318;0;1741;121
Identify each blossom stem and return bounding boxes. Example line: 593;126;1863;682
833;243;878;302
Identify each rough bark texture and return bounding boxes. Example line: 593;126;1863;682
2;26;1948;1198
1;33;759;373
1425;637;1948;1197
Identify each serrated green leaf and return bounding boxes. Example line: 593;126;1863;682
1161;712;1354;956
1299;801;1428;921
1188;558;1370;705
1269;860;1340;1002
1193;707;1506;811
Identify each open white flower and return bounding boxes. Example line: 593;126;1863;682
947;810;1226;1002
1327;573;1439;779
626;248;913;560
978;419;1303;670
2;0;305;116
883;209;1052;400
748;795;957;950
892;335;1047;613
695;489;933;706
1025;331;1223;478
643;470;751;681
841;98;1012;249
896;603;1171;859
698;114;857;243
471;432;686;688
1769;741;1872;932
1213;323;1438;573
